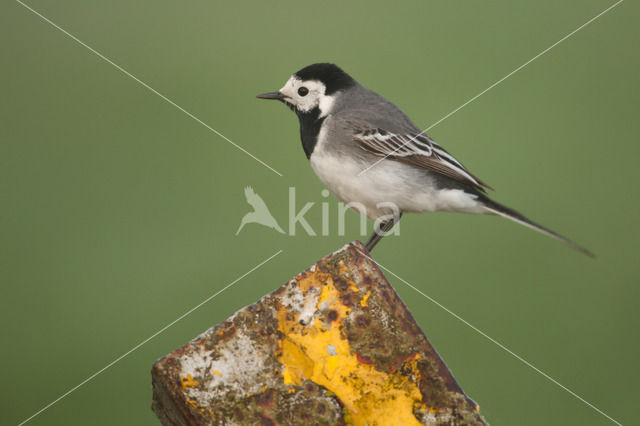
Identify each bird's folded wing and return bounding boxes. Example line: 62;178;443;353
349;121;492;192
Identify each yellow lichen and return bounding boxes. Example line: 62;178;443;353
279;337;314;385
276;272;423;426
414;402;427;411
360;291;371;307
180;374;199;389
212;370;222;376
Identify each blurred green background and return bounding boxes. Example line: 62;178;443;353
2;0;638;424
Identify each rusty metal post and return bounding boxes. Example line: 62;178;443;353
151;241;487;425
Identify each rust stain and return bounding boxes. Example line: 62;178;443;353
355;353;373;365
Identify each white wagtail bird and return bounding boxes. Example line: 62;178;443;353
257;63;593;256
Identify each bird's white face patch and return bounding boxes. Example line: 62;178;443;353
279;76;335;116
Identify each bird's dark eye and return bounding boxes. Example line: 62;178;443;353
298;87;309;97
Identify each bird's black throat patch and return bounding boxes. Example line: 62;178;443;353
296;107;325;159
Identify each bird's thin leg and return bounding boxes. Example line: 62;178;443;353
364;212;403;252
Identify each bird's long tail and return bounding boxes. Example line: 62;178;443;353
481;198;594;257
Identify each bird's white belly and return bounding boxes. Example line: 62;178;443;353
310;150;484;220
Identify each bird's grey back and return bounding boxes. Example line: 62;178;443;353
331;83;419;134
319;83;421;160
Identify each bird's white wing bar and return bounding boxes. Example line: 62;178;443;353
352;126;492;192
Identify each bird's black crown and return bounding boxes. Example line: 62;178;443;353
294;63;356;95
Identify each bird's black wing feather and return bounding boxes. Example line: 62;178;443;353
349;121;493;192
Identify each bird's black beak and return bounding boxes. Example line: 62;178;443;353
256;91;284;100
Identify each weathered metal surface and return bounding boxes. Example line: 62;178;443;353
151;241;486;425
